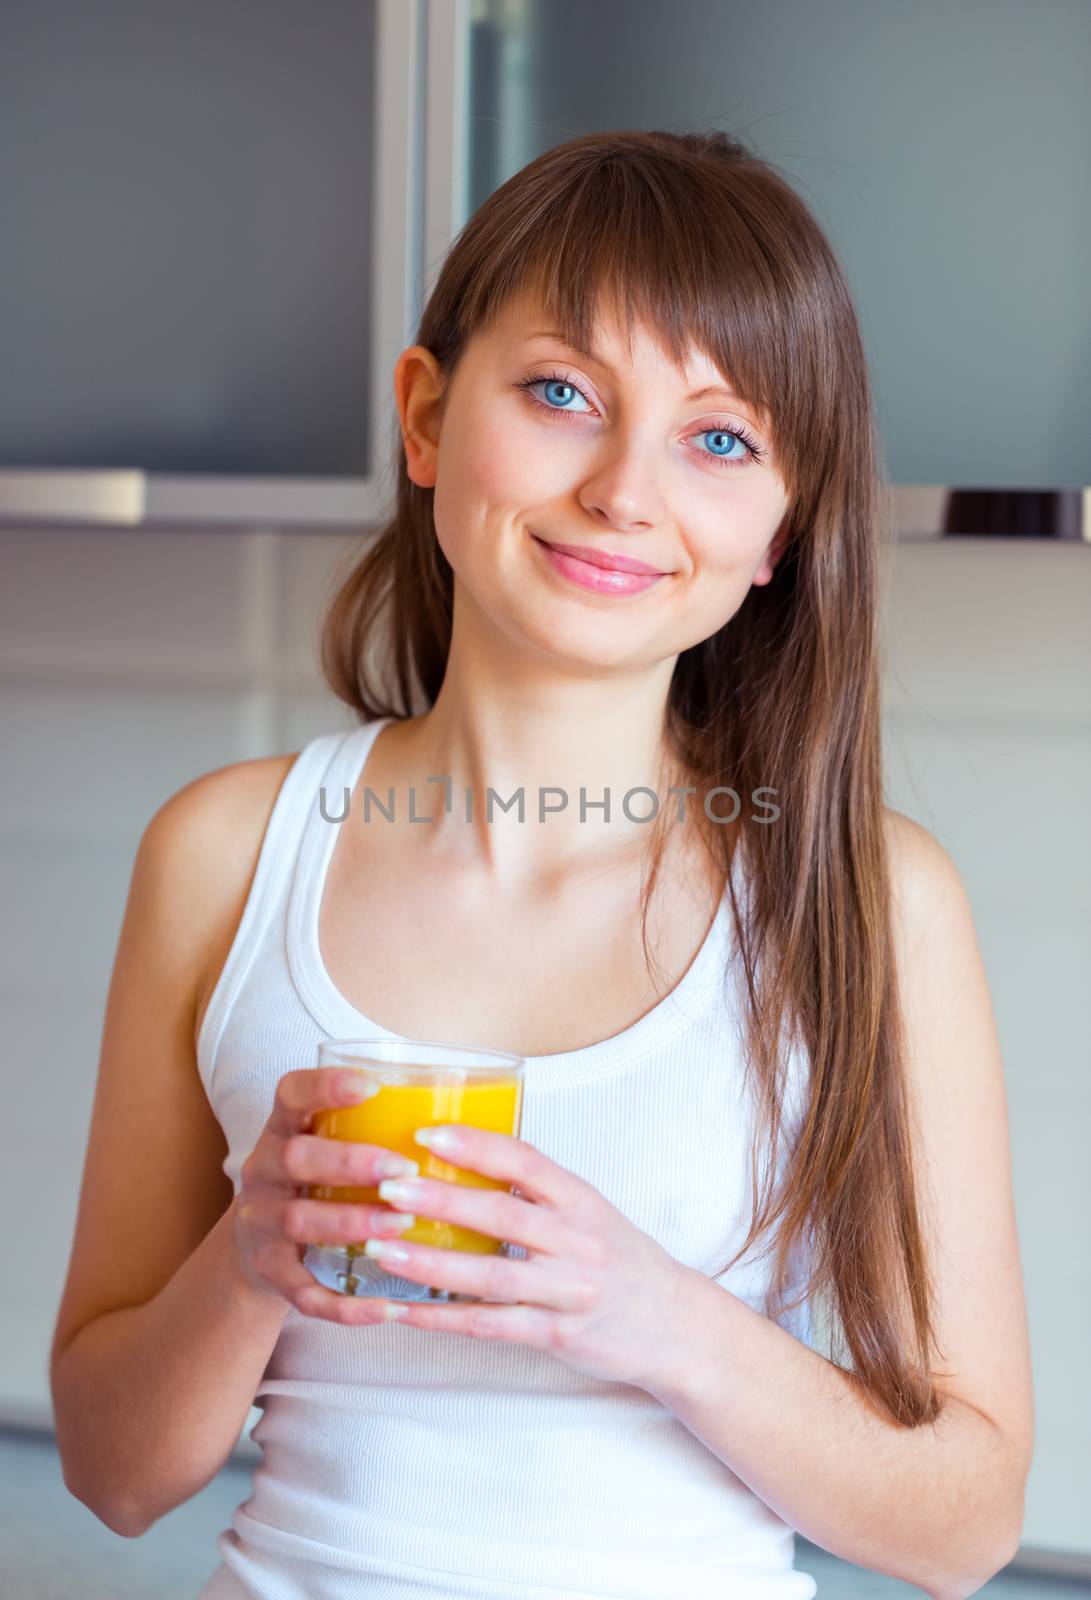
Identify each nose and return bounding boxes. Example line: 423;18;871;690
576;436;666;533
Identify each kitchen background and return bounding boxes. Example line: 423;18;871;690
1;1;1088;1594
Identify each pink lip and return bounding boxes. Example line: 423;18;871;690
535;537;667;576
531;534;668;595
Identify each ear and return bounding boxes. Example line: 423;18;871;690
751;515;791;587
393;345;446;489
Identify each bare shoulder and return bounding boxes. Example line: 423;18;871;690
881;805;965;919
143;751;301;1042
49;749;301;1372
146;748;300;857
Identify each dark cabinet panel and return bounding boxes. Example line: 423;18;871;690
1;0;376;478
469;0;1091;493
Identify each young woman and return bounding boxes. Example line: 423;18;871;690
49;130;1033;1600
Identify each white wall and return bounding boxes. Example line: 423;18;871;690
879;541;1091;1556
1;526;1087;1555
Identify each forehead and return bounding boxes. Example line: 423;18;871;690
488;285;734;390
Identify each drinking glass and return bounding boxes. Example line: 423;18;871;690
301;1038;525;1301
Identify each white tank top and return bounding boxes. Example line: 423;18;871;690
195;716;817;1600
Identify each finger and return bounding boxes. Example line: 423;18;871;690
245;1225;409;1324
293;1283;416;1325
395;1299;555;1344
245;1130;418;1190
361;1236;592;1312
378;1175;565;1257
280;1197;417;1246
268;1067;378;1138
415;1125;589;1210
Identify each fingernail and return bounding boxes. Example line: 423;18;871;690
364;1239;411;1262
340;1072;375;1098
375;1155;419;1179
377;1178;420;1203
383;1302;410;1320
414;1126;459;1151
384;1211;416;1230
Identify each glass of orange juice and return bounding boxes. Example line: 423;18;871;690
301;1038;525;1302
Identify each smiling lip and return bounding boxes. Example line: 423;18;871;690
534;537;668;575
530;534;668;596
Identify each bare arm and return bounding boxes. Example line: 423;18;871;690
51;757;431;1536
52;1198;290;1536
644;813;1034;1600
650;1274;1018;1600
49;761;294;1534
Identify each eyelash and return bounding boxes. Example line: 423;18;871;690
515;368;767;470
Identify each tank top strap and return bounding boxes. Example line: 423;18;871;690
285;716;395;1033
195;724;368;1096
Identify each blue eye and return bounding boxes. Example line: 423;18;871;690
516;368;766;471
524;376;592;413
698;428;751;465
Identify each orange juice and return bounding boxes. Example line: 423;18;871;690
306;1077;523;1254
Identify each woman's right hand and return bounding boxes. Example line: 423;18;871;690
233;1067;419;1320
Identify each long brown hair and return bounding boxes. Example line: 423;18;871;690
320;129;948;1427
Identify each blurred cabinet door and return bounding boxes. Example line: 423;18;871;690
466;0;1090;491
2;0;379;478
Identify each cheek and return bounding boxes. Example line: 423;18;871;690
688;489;786;577
456;398;572;501
433;412;557;565
431;430;520;576
431;432;484;554
685;525;757;584
680;582;751;649
672;514;781;637
434;409;521;524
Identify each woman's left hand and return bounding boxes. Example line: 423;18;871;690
302;1122;698;1392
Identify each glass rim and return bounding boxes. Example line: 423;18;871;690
317;1036;525;1071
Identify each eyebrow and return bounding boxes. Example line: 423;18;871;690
526;329;745;407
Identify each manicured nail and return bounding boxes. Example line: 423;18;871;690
364;1239;411;1263
414;1125;459;1151
375;1155;419;1179
382;1302;410;1319
377;1178;420;1203
340;1072;375;1098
